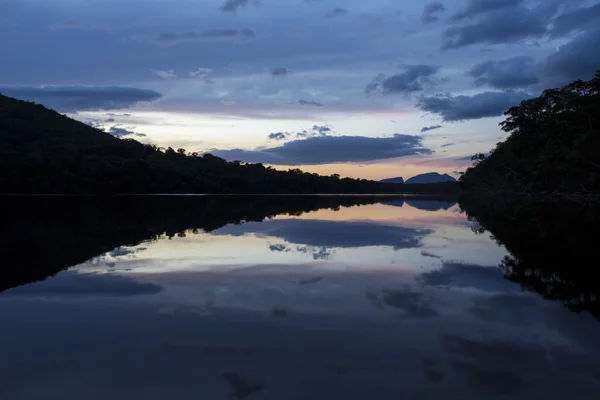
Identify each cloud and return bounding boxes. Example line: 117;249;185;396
189;67;213;77
3;272;162;297
468;56;539;89
326;8;349;18
210;134;431;165
441;143;454;147
365;73;386;96
267;125;332;141
214;219;432;249
107;126;147;138
368;65;439;95
442;5;552;49
544;27;600;85
270;67;288;77
152;69;177;79
421;2;446;24
105;118;115;123
298;99;324;107
418;261;516;292
378;289;439;318
550;2;600;38
0;85;162;113
451;0;522;21
220;0;255;12
296;124;332;138
416;91;532;122
421;125;442;133
153;28;256;45
268;132;289;140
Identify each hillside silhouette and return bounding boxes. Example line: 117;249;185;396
460;71;600;195
406;172;456;184
0;94;457;194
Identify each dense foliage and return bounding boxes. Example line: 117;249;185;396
0;94;456;194
460;71;600;193
460;196;600;318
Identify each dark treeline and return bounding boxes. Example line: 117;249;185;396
0;94;456;194
460;196;600;319
0;194;417;292
460;71;600;195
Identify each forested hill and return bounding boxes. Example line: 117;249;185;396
460;71;600;195
0;93;447;194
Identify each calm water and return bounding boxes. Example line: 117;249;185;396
1;195;599;399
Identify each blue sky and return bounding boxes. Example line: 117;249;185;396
1;0;599;179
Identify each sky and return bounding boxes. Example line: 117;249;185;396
1;0;599;180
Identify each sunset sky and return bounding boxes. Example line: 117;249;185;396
1;0;598;180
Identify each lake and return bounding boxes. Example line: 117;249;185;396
1;195;599;399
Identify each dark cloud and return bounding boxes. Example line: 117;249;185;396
442;5;552;49
267;125;332;141
189;67;213;77
365;73;385;96
418;261;517;292
0;86;162;113
298;99;324;107
421;2;446;24
268;132;289;140
468;56;539;89
3;272;162;297
421;125;442;133
215;219;433;249
105;118;115;123
154;28;256;45
297;276;324;285
107;126;147;138
220;0;256;12
210;134;431;165
421;251;441;259
296;124;332;138
296;245;332;260
381;290;439;318
270;67;288;77
550;2;600;38
268;244;290;252
364;82;379;96
440;143;454;147
468;293;539;324
416;91;532;121
451;0;522;21
365;289;439;318
369;65;439;95
109;247;137;257
326;8;349;18
544;27;600;85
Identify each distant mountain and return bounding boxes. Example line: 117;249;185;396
380;177;404;184
405;173;456;184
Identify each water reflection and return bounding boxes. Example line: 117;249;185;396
0;195;598;399
460;196;600;318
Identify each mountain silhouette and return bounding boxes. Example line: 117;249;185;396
406;173;456;184
380;177;404;184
